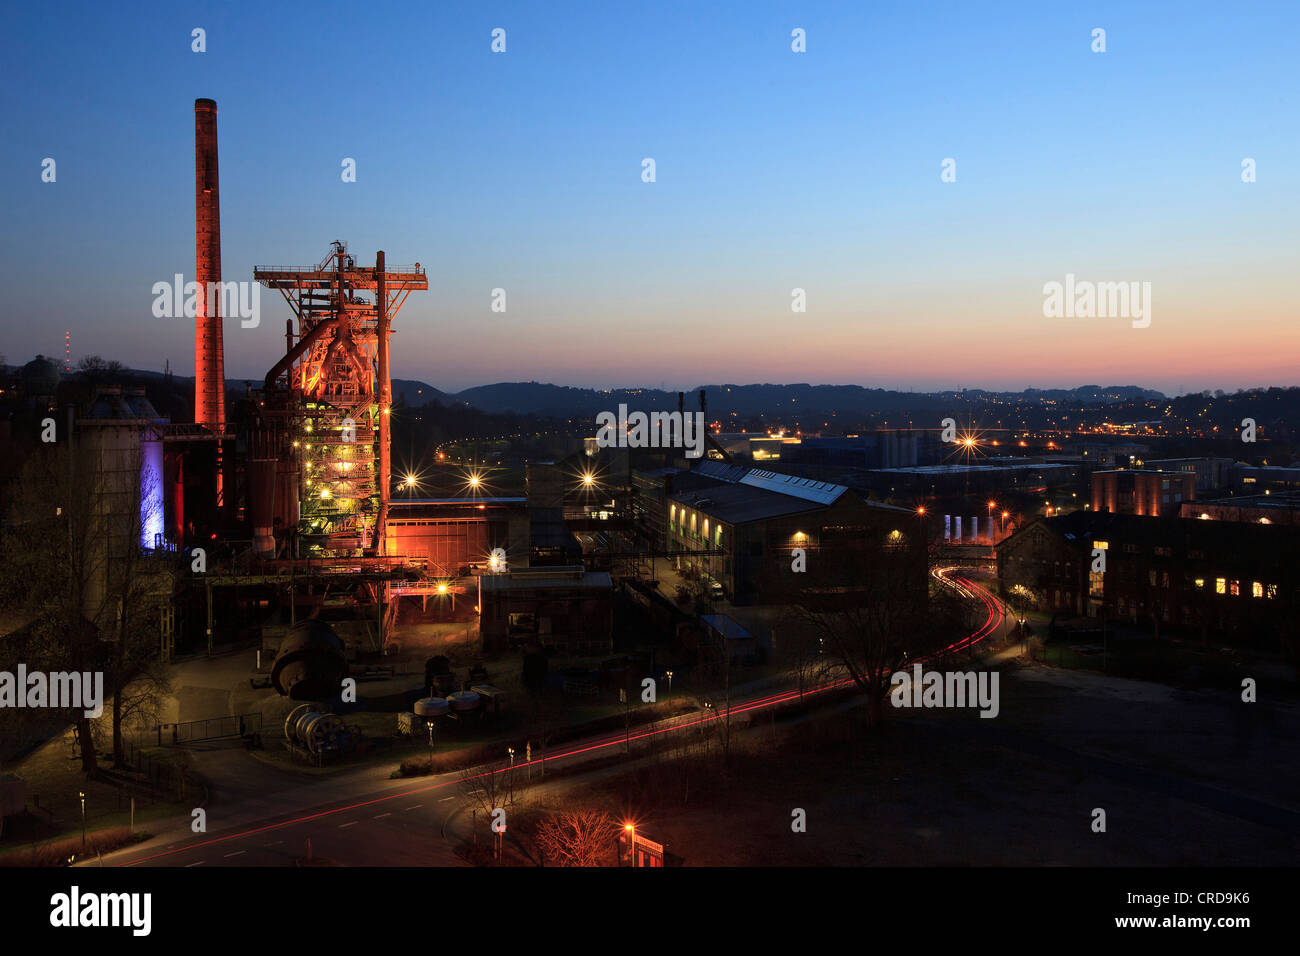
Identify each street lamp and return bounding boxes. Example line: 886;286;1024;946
625;822;636;867
79;790;86;849
427;719;437;769
665;670;674;703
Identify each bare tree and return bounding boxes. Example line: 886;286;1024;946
534;810;621;867
767;531;964;728
75;355;124;386
98;445;171;765
457;760;513;843
0;446;111;774
0;438;172;775
524;688;568;782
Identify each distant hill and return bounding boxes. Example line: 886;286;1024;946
392;379;456;407
69;368;1164;419
448;381;1166;417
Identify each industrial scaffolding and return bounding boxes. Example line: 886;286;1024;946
256;242;427;555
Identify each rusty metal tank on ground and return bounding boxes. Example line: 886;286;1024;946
414;697;450;718
284;704;347;753
445;690;481;713
270;619;349;700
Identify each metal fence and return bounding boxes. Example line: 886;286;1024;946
155;712;262;745
119;739;194;803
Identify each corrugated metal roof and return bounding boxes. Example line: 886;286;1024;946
739;469;846;505
670;484;822;524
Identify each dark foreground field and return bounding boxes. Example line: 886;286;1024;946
505;660;1300;866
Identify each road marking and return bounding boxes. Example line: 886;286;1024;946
438;796;454;802
339;821;358;829
373;812;392;819
224;850;245;858
404;804;423;811
185;861;205;867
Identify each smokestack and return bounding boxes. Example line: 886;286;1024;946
376;250;390;556
194;98;224;429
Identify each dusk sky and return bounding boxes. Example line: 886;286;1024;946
3;0;1298;395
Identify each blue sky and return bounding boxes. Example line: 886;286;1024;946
2;0;1298;394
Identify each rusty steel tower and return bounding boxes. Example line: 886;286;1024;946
256;243;426;556
194;98;225;430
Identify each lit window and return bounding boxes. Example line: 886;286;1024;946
1215;578;1226;594
1194;578;1205;589
1093;540;1108;550
1252;582;1264;598
1267;584;1278;599
1229;580;1240;596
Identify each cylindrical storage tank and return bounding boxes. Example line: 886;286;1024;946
414;697;450;718
446;690;481;713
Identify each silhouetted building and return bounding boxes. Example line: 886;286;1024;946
997;511;1298;644
1142;457;1234;492
1180;492;1300;527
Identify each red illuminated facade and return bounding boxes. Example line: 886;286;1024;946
1091;469;1194;517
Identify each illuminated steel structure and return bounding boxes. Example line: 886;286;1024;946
255;244;427;556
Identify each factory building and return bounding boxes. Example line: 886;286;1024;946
478;566;613;655
1235;464;1300;494
997;511;1297;643
666;462;920;605
1141;457;1235;493
1091;469;1195;517
860;460;1079;500
385;497;530;575
1180;492;1300;527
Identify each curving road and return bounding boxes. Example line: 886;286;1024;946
95;565;1006;867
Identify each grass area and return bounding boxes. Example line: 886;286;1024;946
474;686;1298;866
1028;634;1250;688
0;826;152;867
0;728;198;854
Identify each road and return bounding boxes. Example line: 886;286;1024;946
93;568;1005;867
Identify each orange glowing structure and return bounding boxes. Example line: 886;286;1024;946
194;99;225;431
257;243;427;554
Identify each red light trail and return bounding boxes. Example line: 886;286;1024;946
118;570;1003;866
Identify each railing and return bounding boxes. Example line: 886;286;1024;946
155;713;262;745
254;264;425;276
